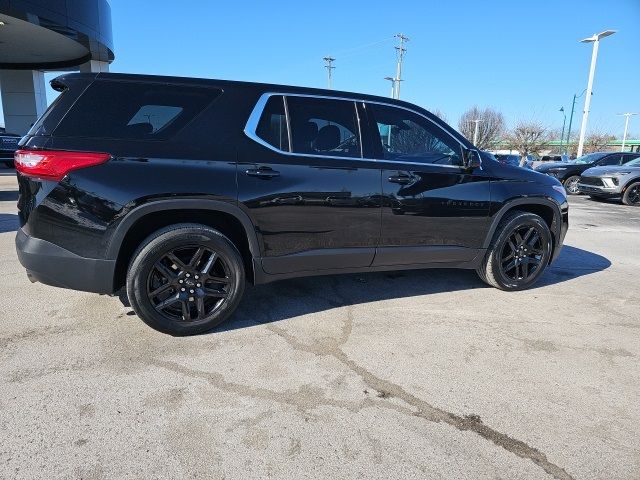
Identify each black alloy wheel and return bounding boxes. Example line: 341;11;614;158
622;182;640;206
477;211;552;290
126;224;245;335
499;225;544;283
147;245;232;323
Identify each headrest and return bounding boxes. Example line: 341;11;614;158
314;125;341;151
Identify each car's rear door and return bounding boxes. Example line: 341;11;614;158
362;102;490;267
238;94;382;274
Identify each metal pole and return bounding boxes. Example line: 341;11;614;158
472;119;481;145
577;38;600;157
619;113;638;151
394;34;409;99
565;94;577;154
559;107;566;152
621;115;630;151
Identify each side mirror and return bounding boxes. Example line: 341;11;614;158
464;149;482;169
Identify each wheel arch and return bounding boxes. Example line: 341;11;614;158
483;198;562;255
107;199;262;291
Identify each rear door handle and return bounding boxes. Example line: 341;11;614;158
245;167;280;179
388;173;413;185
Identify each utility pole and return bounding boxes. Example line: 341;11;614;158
576;30;616;158
393;33;409;99
472;119;482;146
618;113;639;152
323;56;335;90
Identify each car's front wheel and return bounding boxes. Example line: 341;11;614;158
563;175;581;195
477;211;552;290
126;224;245;335
622;181;640;206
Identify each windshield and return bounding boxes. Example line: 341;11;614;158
625;158;640;167
573;152;608;164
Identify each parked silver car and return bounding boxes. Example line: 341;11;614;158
579;156;640;206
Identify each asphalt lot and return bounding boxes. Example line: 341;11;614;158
0;169;638;480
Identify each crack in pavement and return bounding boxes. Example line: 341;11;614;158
263;307;574;480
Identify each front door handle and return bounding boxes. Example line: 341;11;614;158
388;173;413;185
245;167;280;179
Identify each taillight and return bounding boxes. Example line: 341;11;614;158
14;149;111;181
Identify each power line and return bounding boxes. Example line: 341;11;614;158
323;56;335;90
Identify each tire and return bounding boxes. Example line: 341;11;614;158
563;175;581;195
477;210;552;291
622;181;640;206
126;223;245;335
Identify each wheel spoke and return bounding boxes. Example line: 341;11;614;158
503;259;516;272
201;251;218;274
521;260;529;278
203;287;227;298
155;262;177;281
514;232;524;245
503;251;514;262
522;227;535;243
507;239;518;253
207;275;230;284
150;282;173;298
196;297;206;318
166;252;188;272
189;247;206;268
181;301;191;321
526;232;540;248
154;293;180;311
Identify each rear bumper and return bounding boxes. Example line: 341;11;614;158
15;228;116;294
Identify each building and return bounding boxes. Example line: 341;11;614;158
0;0;114;134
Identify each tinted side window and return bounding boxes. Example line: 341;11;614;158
255;96;289;151
598;155;622;166
55;81;221;140
368;104;462;166
286;96;361;158
622;154;640;164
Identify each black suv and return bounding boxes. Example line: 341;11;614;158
15;73;568;335
535;151;640;194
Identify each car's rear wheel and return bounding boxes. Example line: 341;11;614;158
477;211;552;290
126;224;245;335
622;181;640;206
563;175;581;195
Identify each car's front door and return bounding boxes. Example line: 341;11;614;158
238;94;382;274
363;102;491;266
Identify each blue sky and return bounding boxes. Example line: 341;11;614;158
45;0;640;137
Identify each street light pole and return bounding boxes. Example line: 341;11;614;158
384;77;397;99
565;89;587;154
619;113;639;152
576;30;616;158
559;107;566;152
472;119;481;146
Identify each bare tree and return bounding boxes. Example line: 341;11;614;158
430;108;448;123
458;106;505;150
583;131;616;154
503;120;552;160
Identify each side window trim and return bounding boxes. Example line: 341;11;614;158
244;92;464;166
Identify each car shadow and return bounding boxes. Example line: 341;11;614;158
0;190;18;201
0;213;18;233
217;244;610;332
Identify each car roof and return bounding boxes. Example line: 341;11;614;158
51;72;473;148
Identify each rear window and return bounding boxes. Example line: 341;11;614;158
54;81;221;140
